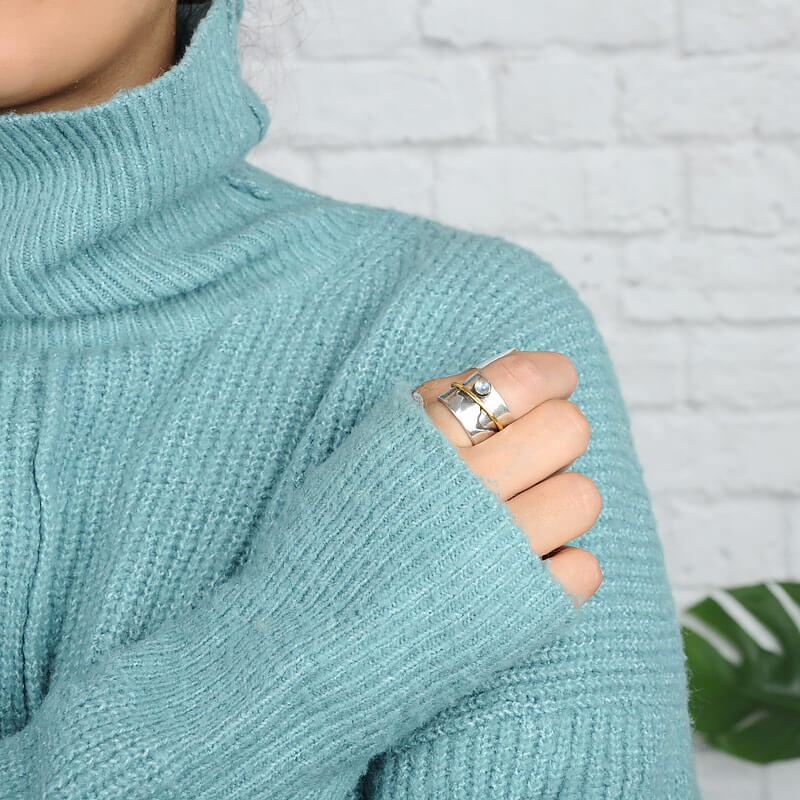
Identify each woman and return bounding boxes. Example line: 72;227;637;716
0;0;698;797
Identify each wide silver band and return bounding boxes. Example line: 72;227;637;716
437;369;514;445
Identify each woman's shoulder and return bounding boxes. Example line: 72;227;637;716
234;162;585;314
226;164;621;434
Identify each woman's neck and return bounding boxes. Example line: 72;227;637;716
0;0;271;323
5;4;178;116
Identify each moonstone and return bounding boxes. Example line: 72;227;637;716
473;376;491;396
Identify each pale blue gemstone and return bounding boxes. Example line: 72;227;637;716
473;376;491;396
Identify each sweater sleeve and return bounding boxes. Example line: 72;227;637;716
356;243;700;799
0;374;577;799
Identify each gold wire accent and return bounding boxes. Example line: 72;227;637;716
450;379;505;431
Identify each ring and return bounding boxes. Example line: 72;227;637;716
437;369;514;445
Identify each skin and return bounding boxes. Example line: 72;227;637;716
0;0;179;114
414;351;603;605
0;3;602;603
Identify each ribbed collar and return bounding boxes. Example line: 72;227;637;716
0;0;270;323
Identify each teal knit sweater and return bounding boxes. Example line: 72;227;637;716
0;0;698;797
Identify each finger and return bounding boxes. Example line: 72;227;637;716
507;472;602;557
461;398;590;501
545;546;603;606
415;351;578;448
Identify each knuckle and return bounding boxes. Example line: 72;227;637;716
548;547;603;604
554;351;579;392
551;399;590;445
565;400;590;444
495;352;544;395
570;473;603;521
583;551;604;593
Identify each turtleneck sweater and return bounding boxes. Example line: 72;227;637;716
0;0;698;797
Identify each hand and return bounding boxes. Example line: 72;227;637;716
413;350;603;605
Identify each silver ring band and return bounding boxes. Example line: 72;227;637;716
437;370;513;445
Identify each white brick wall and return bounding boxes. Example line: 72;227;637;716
239;1;800;795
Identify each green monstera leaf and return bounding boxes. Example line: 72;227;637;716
681;582;800;763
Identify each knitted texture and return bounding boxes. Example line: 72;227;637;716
0;0;699;797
